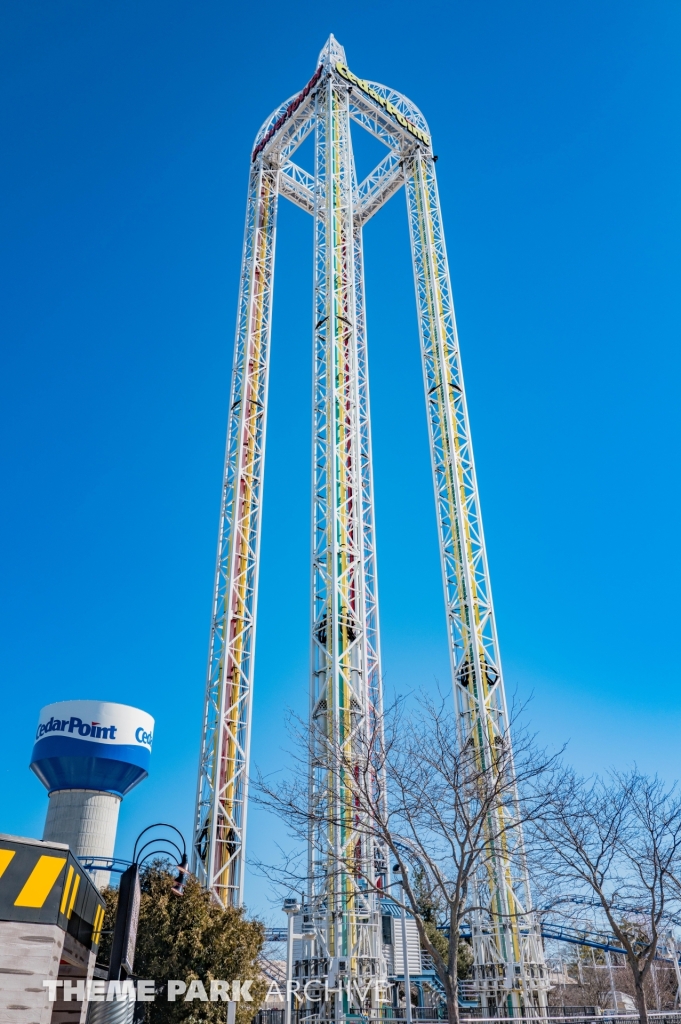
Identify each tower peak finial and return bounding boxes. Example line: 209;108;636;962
318;34;346;67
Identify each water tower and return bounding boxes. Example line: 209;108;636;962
30;700;153;888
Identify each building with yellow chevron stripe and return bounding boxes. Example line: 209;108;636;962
0;833;105;1024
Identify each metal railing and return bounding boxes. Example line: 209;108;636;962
253;1012;681;1024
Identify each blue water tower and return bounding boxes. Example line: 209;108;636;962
30;700;154;887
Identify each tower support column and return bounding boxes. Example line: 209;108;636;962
406;150;548;1014
193;159;279;908
306;39;386;1015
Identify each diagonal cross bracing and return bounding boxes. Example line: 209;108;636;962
279;160;315;214
355;150;405;226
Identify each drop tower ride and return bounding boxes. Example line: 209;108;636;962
193;36;549;1017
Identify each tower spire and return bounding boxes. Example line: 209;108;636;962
318;33;346;67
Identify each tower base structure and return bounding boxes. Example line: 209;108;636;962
290;904;389;1019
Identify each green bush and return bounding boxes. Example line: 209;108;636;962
100;864;266;1024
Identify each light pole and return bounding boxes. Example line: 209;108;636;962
393;866;413;1024
109;824;188;983
283;898;301;1024
605;950;618;1013
87;825;188;1024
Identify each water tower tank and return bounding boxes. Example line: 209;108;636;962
30;700;154;888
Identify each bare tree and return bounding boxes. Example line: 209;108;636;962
529;768;681;1024
255;696;555;1024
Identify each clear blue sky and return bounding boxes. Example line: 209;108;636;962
1;2;680;921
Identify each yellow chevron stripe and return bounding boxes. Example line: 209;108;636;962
92;904;104;944
14;856;66;908
59;865;74;915
66;872;80;919
0;849;15;879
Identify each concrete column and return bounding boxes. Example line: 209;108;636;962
43;789;121;889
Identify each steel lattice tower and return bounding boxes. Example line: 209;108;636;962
193;35;549;1017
